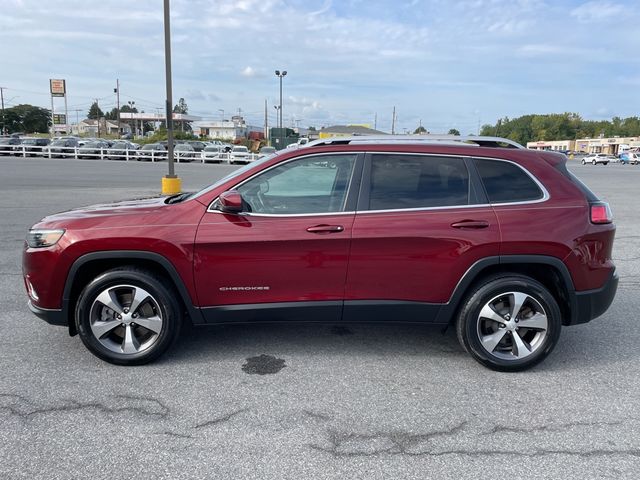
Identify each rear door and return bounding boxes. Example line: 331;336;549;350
343;152;500;322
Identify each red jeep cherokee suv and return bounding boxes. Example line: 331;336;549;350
23;136;617;371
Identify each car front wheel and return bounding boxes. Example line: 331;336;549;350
456;275;561;371
75;267;182;365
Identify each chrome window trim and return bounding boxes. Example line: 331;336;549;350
471;156;550;206
207;151;550;217
208;210;357;218
207;151;361;214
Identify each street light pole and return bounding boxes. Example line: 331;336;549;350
274;70;287;147
162;0;180;195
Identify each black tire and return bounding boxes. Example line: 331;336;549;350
75;267;182;365
455;275;561;372
592;160;596;165
581;159;586;165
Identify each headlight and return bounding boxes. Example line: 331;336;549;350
26;229;65;248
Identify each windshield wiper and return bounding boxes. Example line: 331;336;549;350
165;192;192;204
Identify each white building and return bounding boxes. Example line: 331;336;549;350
194;115;263;140
74;119;131;136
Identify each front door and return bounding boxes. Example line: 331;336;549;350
194;153;361;323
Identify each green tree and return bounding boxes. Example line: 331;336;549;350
3;104;51;133
173;98;188;114
414;125;427;134
87;102;104;120
105;108;118;121
120;104;138;113
448;128;460;135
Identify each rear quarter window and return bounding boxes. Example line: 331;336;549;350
474;158;543;204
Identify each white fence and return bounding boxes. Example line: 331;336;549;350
0;144;261;164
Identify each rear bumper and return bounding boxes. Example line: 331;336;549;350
28;301;66;326
571;270;618;325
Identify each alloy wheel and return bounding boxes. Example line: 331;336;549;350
476;291;549;361
89;284;163;355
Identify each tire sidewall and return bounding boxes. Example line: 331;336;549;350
459;277;561;371
75;270;181;365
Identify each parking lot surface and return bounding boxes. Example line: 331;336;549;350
1;156;639;479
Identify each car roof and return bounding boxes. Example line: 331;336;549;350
303;134;524;150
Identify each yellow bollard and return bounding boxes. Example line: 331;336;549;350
161;175;182;195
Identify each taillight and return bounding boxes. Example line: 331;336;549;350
590;202;613;224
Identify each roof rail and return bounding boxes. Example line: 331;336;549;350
305;135;524;149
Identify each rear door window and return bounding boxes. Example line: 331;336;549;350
474;158;544;204
367;154;470;210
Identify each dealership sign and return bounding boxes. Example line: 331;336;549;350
50;79;66;97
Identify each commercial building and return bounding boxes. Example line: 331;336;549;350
194;115;263;141
527;136;640;154
318;125;386;138
526;139;575;152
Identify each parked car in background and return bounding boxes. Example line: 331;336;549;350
619;152;639;165
0;137;23;155
230;145;251;164
258;146;276;157
582;153;614;165
207;140;233;152
173;143;198;162
138;143;167;161
185;141;207;152
78;140;110;159
20;138;51;156
201;145;225;163
107;141;138;160
47;138;79;158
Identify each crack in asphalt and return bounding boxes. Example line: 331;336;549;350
303;410;332;421
310;421;467;457
484;419;625;435
0;393;169;419
194;408;248;429
154;430;195;439
310;420;639;458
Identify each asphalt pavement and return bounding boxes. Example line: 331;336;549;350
1;156;639;479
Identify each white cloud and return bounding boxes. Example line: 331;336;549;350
570;1;627;22
241;66;257;77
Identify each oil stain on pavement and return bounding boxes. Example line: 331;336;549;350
242;354;286;375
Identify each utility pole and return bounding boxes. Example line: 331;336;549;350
95;98;100;137
391;106;396;135
74;109;82;135
264;99;268;143
0;87;5;135
162;0;180;194
374;112;377;131
114;79;121;138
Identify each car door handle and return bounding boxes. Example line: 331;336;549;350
306;224;344;234
450;220;490;229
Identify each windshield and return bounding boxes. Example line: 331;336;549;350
186;153;277;201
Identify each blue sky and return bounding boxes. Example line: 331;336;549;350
1;0;639;133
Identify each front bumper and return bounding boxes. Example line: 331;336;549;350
571;270;618;325
28;301;66;326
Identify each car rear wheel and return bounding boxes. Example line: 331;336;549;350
456;275;561;371
581;159;586;165
592;160;596;165
75;268;181;365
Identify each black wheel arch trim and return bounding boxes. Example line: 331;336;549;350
62;250;205;334
437;255;579;325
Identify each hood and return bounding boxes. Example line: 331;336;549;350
35;196;170;228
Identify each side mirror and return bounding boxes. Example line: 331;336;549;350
217;190;244;214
